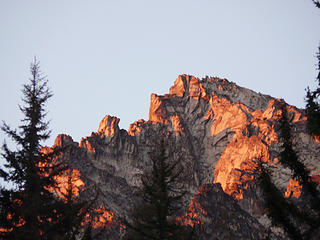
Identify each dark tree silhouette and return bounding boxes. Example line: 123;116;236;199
0;58;90;240
279;105;320;205
124;140;195;240
255;161;302;240
312;0;320;8
255;104;320;239
306;46;320;136
51;170;94;240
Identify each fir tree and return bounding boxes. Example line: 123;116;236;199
255;162;302;240
51;170;92;240
0;58;90;240
305;87;320;136
306;46;320;136
279;105;311;187
312;0;320;8
255;104;320;239
124;140;195;240
279;104;320;211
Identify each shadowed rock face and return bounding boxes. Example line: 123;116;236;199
185;184;266;240
49;75;320;239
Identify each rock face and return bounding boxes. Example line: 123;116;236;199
186;184;266;240
49;74;320;239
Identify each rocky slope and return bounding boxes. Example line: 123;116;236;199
49;74;320;239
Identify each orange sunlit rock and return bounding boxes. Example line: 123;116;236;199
86;206;115;229
169;74;209;100
170;115;184;136
188;76;202;99
286;105;306;123
80;137;96;153
209;95;309;199
128;119;146;136
53;134;74;148
98;115;120;137
53;168;116;230
214;134;270;199
37;148;85;200
1;145;85;233
149;93;168;124
210;98;285;199
169;75;186;97
200;83;210;101
209;93;248;136
256;99;282;120
285;175;320;199
53;169;85;200
285;179;302;198
177;186;207;228
4;137;117;235
273;157;279;164
313;135;320;143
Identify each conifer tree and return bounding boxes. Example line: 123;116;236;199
255;162;302;240
255;104;320;239
279;104;320;206
0;58;90;240
51;170;93;240
306;46;320;136
312;0;320;8
124;140;195;240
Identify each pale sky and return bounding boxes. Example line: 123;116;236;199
1;0;320;148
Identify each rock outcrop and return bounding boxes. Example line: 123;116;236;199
48;74;320;239
185;184;266;240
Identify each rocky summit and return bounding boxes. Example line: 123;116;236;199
48;74;320;239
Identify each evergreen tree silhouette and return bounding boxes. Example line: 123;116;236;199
312;0;320;8
306;46;320;136
279;105;320;206
255;161;302;240
0;58;90;240
124;140;195;240
256;104;320;239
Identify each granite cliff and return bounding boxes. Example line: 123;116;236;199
48;75;320;239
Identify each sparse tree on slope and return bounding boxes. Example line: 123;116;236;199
255;161;302;240
124;140;195;240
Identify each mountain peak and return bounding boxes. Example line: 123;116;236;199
98;115;120;137
48;74;320;239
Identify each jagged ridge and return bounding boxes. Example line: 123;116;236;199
48;74;320;239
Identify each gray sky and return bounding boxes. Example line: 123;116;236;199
1;0;320;147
